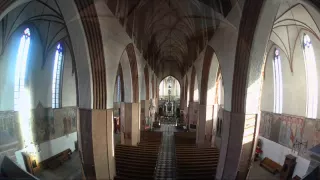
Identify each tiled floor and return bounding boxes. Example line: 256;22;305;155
35;151;82;180
155;123;179;180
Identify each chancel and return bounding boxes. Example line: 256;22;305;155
2;0;320;180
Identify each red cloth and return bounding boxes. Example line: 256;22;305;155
256;148;263;153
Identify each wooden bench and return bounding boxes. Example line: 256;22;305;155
174;132;219;179
114;131;161;180
260;157;282;174
39;149;72;170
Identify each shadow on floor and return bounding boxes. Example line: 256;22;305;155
35;151;82;180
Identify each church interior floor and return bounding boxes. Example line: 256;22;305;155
155;123;179;179
35;151;82;180
247;161;280;180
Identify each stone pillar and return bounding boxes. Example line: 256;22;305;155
237;114;257;179
215;111;246;180
120;103;140;146
78;108;115;180
188;102;199;129
196;104;214;146
92;109;115;180
211;104;219;146
187;102;193;127
78;109;96;179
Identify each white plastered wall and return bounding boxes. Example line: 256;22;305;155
0;0;85;166
207;54;220;106
0;2;77;110
249;1;320;178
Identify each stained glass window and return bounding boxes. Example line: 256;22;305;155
52;43;64;108
117;75;121;102
273;48;283;114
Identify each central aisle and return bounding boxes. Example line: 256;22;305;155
155;123;178;179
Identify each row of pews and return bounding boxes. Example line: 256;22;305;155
114;131;162;180
175;132;220;180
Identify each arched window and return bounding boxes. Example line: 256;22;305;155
273;48;283;114
14;28;31;111
117;75;121;102
303;34;318;118
52;43;64;108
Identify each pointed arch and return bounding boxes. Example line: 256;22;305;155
116;64;125;102
200;46;215;105
126;43;139;103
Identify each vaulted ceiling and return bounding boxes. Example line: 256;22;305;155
106;0;232;76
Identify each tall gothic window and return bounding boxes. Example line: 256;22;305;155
273;48;283;114
14;28;31;111
117;75;121;102
303;34;318;119
52;43;64;108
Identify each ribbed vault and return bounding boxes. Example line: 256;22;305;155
106;0;231;76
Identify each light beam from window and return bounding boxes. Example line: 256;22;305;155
14;28;31;111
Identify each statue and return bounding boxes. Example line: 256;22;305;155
149;99;156;125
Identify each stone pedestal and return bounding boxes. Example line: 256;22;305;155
120;103;140;146
196;105;214;146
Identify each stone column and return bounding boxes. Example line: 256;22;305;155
92;109;115;180
78;109;96;179
120;103;140;146
196;104;214;146
211;104;219;146
215;111;246;180
78;108;115;180
187;102;193;128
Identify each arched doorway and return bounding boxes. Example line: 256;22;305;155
159;76;181;124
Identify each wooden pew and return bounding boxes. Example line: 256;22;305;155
174;132;219;180
114;131;162;180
